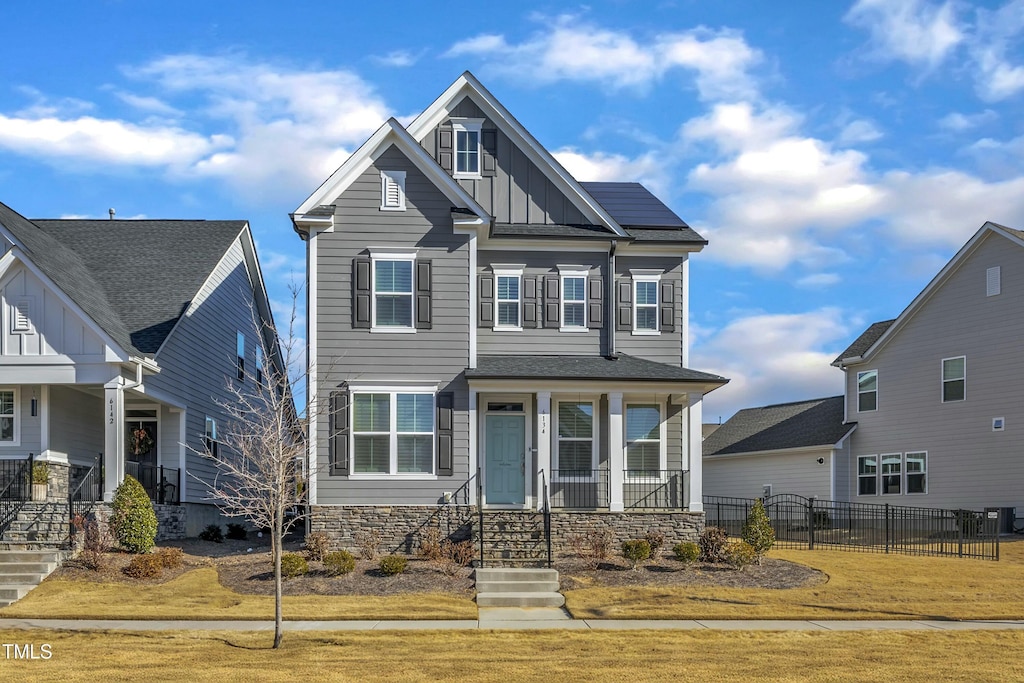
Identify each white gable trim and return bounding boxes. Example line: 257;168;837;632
406;72;629;238
294;118;489;224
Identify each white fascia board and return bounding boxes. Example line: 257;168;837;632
294;118;489;223
704;444;837;460
292;214;335;236
0;222;25;252
834;424;858;449
406;72;628;238
4;247;129;362
467;378;727;394
617;242;705;256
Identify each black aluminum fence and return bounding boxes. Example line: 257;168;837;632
0;455;32;536
549;469;689;510
704;494;1001;560
125;462;180;505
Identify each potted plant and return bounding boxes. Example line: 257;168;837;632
31;461;49;501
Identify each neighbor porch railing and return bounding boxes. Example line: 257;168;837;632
549;468;689;510
0;454;32;537
125;461;180;504
69;458;102;542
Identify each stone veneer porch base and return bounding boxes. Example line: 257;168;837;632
308;505;705;556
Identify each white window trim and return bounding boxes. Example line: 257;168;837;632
856;454;878;496
11;298;34;335
349;388;437;478
0;387;20;447
559;267;589;333
235;331;245;381
370;251;417;333
379;170;407;211
880;452;902;495
993;417;1005;431
493;265;525;332
255;344;264;385
552;397;599;482
941;355;966;403
905;451;928;495
624;401;666;480
857;369;878;413
631;270;662;336
204;416;218;458
452;118;484;179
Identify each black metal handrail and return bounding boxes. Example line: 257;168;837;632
623;469;688;510
540;469;552;568
125;461;180;504
476;467;485;568
69;460;101;542
0;454;32;537
550;468;610;509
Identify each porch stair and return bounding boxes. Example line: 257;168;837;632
474;567;565;608
0;547;63;607
477;511;549;568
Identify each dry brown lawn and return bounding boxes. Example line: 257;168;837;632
1;629;1023;682
566;537;1024;620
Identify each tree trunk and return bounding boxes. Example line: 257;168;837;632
273;519;283;649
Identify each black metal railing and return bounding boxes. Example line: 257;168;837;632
69;460;102;542
0;455;32;537
540;470;552;568
550;468;610;509
125;461;180;504
704;494;1001;560
624;469;688;510
477;467;485;568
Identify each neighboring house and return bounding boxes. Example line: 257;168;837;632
293;72;728;559
0;202;284;538
703;396;854;501
834;221;1024;529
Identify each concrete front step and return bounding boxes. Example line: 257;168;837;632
0;561;58;574
0;550;62;563
0;548;63;607
475;567;564;608
475;579;560;593
0;585;36;604
476;592;565;608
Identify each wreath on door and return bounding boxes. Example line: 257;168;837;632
131;427;154;456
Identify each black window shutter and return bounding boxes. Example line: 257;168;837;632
587;276;604;329
329;390;350;476
543;275;560;328
436;392;454;476
659;280;675;333
616;279;633;331
481;129;497;177
353;257;371;329
522;276;539;328
416;260;432;330
478;275;495;327
438;125;453;173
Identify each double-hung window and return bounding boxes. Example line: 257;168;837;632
857;370;877;412
494;266;523;330
0;388;18;444
555;400;595;478
906;452;927;494
857;455;877;495
372;256;415;330
236;332;245;381
942;356;965;402
631;270;661;334
204;416;218;458
255;344;264;385
561;272;587;330
352;391;434;475
452;119;483;178
881;453;902;494
625;404;662;477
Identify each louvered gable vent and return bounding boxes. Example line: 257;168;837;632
380;170;406;211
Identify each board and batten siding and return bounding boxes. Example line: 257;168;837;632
614;256;684;367
703;449;834;500
49;385;103;466
420;97;587;226
843;232;1024;516
146;238;265;505
315;144;471;505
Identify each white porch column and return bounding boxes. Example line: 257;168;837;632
172;407;187;504
103;380;125;502
468;389;478;506
536;391;551;511
687;392;704;512
608;392;624;512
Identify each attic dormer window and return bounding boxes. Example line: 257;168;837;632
452;119;483;178
380;170;406;211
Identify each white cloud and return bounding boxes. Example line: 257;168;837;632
838;119;883;144
112;91;183;117
796;273;841;288
445;16;762;100
371;49;425;68
970;0;1024;101
937;109;998;131
845;0;963;67
553;147;668;196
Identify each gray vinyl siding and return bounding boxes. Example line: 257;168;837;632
478;250;604;356
833;439;851;502
147;238;265;504
704;449;834;500
50;385;102;466
421;97;586;225
843;232;1024;517
614;256;684;366
315;144;471;505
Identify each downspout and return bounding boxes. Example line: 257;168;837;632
607;240;617;359
123;357;146;391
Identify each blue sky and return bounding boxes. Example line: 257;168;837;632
2;0;1023;421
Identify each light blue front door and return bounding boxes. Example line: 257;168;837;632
485;414;526;506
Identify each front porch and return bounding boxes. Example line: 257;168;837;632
546;468;689;511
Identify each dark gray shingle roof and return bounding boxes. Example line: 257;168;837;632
834;319;896;364
490;223;615;239
625;228;707;244
703;396;851;457
466;354;727;383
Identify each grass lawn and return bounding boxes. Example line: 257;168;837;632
0;568;476;621
566;538;1024;621
1;629;1022;681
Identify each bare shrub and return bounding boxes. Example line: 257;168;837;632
645;531;666;561
567;528;615;569
355;529;383;560
437;540;475;576
123;554;163;579
699;526;730;563
75;516;112;571
417;526;443;562
304;532;331;562
154;546;184;569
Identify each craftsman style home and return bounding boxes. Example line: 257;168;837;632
0;201;283;541
293;73;727;561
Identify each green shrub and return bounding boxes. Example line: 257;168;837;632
379;555;408;576
31;461;49;485
198;524;224;543
725;540;757;569
741;499;776;564
110;475;158;554
304;532;331;561
323;550;356;576
154;546;183;569
226;523;247;540
699;526;729;563
123;553;163;579
621;539;652;570
281;552;309;579
672;541;700;564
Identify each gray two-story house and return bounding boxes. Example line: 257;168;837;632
293;73;727;560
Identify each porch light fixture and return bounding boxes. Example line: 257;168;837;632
30;397;37;417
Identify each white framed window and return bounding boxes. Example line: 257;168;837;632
857;455;877;495
631;270;661;334
560;268;587;331
554;399;597;479
380;170;407;211
625;403;664;477
255;344;264;385
881;453;902;494
857;370;877;412
906;451;927;494
993;417;1005;431
987;266;1000;296
204;416;218;458
452;118;483;178
236;331;245;381
351;390;435;476
11;299;33;334
942;356;965;402
371;253;416;331
493;266;524;331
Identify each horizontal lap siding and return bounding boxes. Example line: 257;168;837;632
50;386;102;465
845;233;1024;513
704;450;833;500
615;256;684;367
315;145;470;505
